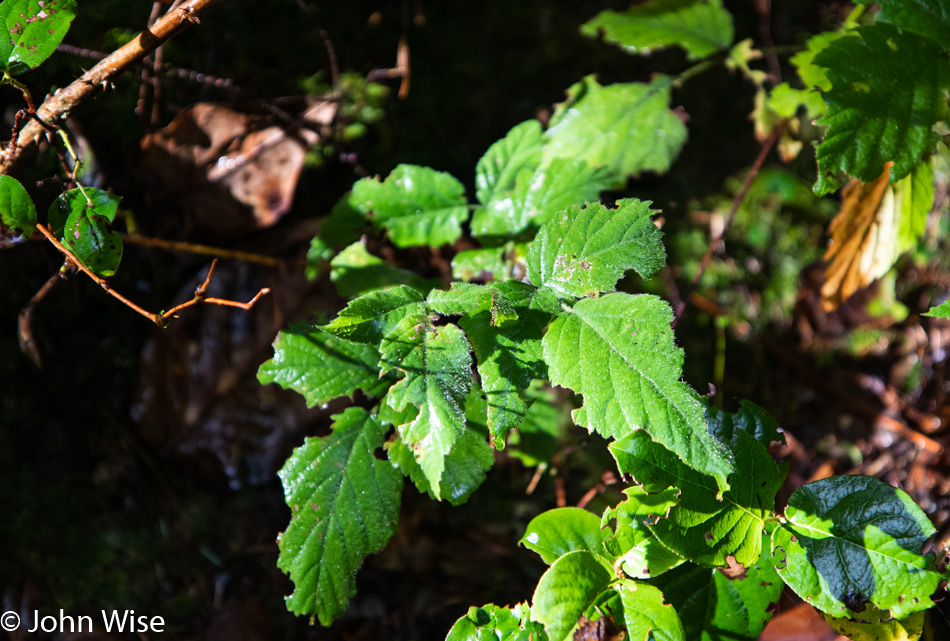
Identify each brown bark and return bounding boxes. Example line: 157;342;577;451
1;0;228;173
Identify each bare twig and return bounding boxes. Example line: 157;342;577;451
674;120;786;322
18;270;63;367
35;224;269;328
1;0;228;173
120;233;300;268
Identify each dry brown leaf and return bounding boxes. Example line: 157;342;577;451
141;99;336;236
821;161;898;311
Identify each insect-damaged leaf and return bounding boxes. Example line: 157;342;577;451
52;187;123;278
277;408;402;625
543;293;733;493
609;429;784;567
527;199;665;298
771;475;949;619
446;603;545;641
0;0;77;76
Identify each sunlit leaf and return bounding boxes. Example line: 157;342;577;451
543;293;734;493
772;475;949;618
582;0;733;61
544;76;688;181
0;0;77;75
277;408;402;624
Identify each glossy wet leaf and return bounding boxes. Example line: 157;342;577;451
258;325;390;407
380;317;473;496
582;0;733;61
611;430;783;567
56;188;123;278
386;418;492;505
277;408;402;624
447;603;546;641
471;157;613;239
521;507;608;565
456;281;558;445
544;75;688;181
0;0;77;75
350;164;468;247
813;23;950;194
603;487;683;579
0;175;36;248
772;475;948;618
652;540;782;641
526;199;666;298
705;400;785;446
543;293;733;493
322;284;427;344
855;0;950;44
531;550;614;641
329;241;436;298
613;580;685;641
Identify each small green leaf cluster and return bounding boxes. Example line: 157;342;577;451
457;403;947;641
770;0;950;195
0;0;126;278
261;1;950;638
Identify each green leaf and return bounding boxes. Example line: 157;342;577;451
896;158;934;252
0;175;36;247
329;241;436;298
0;0;77;75
306;197;367;279
257;325;390;408
652;540;782;641
475;120;544;207
452;243;529;283
772;475;949;618
457;281;558;445
768;29;851;119
813;23;950;194
610;430;784;566
582;0;733;61
613;581;685;641
855;0;950;45
507;384;568;467
350;164;468;247
471;158;613;239
323;285;427;344
526;200;666;298
56;188;123;278
426;282;518;325
544;75;688;181
447;603;547;641
386;416;492;505
924;299;950;319
706;400;785;446
521;507;608;565
531;550;614;641
381;316;474;496
602;487;683;579
277;407;402;624
543;293;734;493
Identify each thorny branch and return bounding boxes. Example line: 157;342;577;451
1;0;228;173
34;224;270;328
